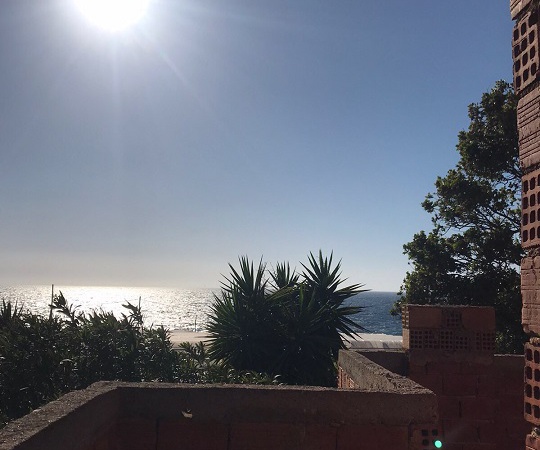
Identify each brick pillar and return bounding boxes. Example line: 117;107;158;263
512;0;540;448
403;304;507;450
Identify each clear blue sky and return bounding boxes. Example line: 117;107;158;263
0;0;513;290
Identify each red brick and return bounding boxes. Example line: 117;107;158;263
522;278;540;334
403;328;411;349
524;342;540;425
443;374;478;396
523;303;540;335
524;256;535;270
476;374;505;397
302;425;338;450
522;268;538;288
229;423;336;450
438;445;463;450
110;419;157;450
463;444;496;450
499;393;526;417
512;0;533;20
427;361;463;375
442;419;479;444
521;256;540;288
527;434;540;450
476;422;503;445
519;95;540;169
409;361;428;376
437;396;462;419
460;361;496;376
157;420;228;450
513;11;540;95
338;425;379;450
403;305;442;329
461;308;495;331
524;399;540;426
522;171;540;246
501;416;531;441
92;431;110;450
409;425;442;450
409;372;444;394
459;397;498;420
338;425;408;450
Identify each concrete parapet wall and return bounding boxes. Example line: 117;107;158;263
0;381;439;450
338;351;426;393
0;382;121;450
355;349;408;375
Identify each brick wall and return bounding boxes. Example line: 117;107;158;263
512;0;540;449
408;354;527;450
91;418;413;450
403;305;528;450
0;382;439;450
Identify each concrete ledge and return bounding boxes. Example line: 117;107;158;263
117;382;438;426
0;381;438;450
0;382;121;450
338;350;431;394
355;349;408;375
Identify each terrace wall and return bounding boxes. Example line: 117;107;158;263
0;381;438;450
339;305;529;450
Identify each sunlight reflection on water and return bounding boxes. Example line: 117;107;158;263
0;286;401;335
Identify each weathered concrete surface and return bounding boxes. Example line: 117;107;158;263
0;382;121;450
0;381;438;450
338;350;430;394
355;349;408;375
117;382;437;426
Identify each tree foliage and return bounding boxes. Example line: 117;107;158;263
207;251;367;386
396;80;525;353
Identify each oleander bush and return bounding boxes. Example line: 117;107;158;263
0;295;273;429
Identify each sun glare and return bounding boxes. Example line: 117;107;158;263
75;0;151;31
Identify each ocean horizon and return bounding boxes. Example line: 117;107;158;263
0;285;402;336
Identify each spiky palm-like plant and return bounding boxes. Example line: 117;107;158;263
207;257;286;373
207;252;368;386
301;251;368;358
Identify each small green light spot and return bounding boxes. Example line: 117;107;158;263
434;439;443;449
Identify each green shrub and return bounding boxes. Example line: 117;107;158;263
0;293;273;428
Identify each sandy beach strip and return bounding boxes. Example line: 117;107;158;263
169;330;211;346
169;329;402;348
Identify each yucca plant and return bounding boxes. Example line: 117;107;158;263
207;251;368;386
0;299;23;329
207;257;286;373
301;251;368;358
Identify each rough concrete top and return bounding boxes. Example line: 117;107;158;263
344;333;403;349
0;381;438;450
338;350;431;393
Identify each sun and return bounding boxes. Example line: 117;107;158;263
74;0;151;31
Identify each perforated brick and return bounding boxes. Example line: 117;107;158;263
512;0;533;20
402;305;495;352
522;170;540;249
404;329;495;352
409;425;442;450
513;9;540;94
521;256;540;334
518;86;540;168
524;340;540;425
403;305;495;331
402;305;442;329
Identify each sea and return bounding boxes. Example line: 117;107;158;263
0;286;403;336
